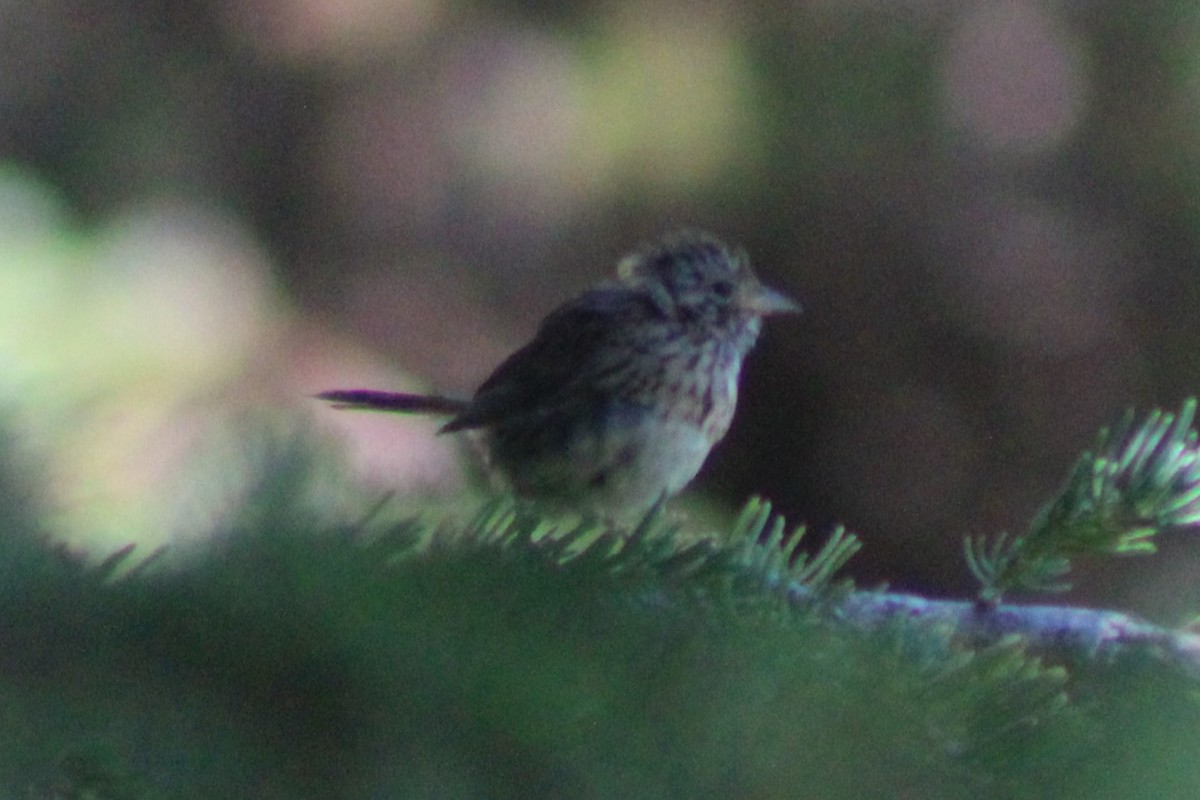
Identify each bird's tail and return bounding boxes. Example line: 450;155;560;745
316;389;470;416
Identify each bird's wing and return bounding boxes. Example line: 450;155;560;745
441;287;649;432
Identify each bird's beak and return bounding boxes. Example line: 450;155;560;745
738;282;802;315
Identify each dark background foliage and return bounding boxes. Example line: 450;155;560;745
3;0;1200;614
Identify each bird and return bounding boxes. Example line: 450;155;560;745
318;230;799;520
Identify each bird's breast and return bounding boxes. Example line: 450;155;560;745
661;343;741;442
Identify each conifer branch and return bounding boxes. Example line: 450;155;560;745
357;489;1200;680
728;497;861;594
829;589;1200;680
965;399;1200;604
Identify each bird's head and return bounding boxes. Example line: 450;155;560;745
617;230;800;327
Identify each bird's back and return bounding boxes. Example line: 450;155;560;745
447;282;755;517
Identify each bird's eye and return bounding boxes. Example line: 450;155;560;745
711;280;735;300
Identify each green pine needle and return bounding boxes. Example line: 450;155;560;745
730;496;861;596
419;495;860;603
967;398;1200;602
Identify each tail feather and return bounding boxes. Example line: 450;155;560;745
316;389;470;416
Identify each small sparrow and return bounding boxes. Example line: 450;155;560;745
320;230;799;518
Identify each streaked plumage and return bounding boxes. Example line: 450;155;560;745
320;230;799;518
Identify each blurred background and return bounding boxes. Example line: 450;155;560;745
2;0;1200;615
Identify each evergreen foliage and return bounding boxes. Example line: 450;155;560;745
0;421;1198;797
966;399;1200;604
